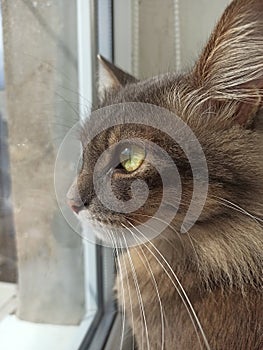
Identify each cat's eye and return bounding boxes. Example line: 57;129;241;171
119;145;146;172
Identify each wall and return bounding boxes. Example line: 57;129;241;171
2;0;85;325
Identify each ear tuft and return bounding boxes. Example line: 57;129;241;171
234;90;262;126
97;55;138;95
191;0;263;127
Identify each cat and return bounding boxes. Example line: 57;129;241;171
67;0;263;348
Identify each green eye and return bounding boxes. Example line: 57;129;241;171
119;145;146;172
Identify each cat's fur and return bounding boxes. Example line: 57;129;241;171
69;0;263;348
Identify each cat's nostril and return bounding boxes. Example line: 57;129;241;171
67;199;85;215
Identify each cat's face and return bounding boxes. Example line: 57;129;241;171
67;0;263;248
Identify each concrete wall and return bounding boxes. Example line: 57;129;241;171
2;0;85;325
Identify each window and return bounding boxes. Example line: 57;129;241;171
0;1;17;317
0;1;231;349
0;1;116;348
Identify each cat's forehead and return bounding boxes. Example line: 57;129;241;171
81;121;161;151
99;73;179;107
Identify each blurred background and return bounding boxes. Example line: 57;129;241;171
0;5;17;284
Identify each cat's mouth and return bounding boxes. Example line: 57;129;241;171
76;206;148;246
77;205;130;228
67;181;161;229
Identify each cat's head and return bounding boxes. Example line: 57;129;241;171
67;0;263;255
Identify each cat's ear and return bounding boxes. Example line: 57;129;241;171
192;0;263;127
97;55;138;94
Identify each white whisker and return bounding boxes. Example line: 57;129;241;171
120;230;150;350
111;229;137;350
133;213;184;246
124;220;211;350
214;196;263;224
107;230;127;350
124;225;165;350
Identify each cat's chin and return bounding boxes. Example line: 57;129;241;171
78;208;123;228
78;210;105;239
77;209;161;248
77;209;124;246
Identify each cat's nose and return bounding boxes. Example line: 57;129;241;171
67;179;85;215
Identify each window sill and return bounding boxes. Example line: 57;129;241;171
0;312;97;350
0;282;17;320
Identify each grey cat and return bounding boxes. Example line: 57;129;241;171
68;0;263;348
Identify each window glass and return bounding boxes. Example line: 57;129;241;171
0;6;17;285
0;1;115;349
